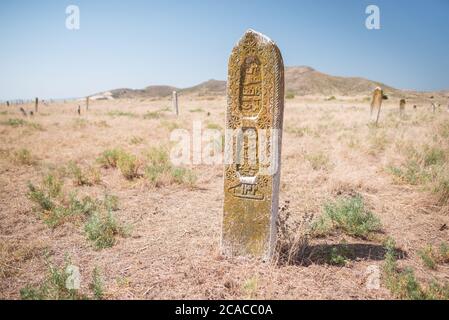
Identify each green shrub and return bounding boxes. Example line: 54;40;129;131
419;242;449;270
434;176;449;205
419;246;437;270
84;211;126;249
423;146;446;167
171;167;197;186
311;195;381;239
20;260;104;300
68;162;89;186
103;194;119;211
4;118;27;127
68;162;100;186
97;148;124;168
117;152;140;180
382;239;449;300
439;242;449;262
144;146;196;187
388;161;428;185
28;175;117;229
90;267;104;300
20;262;84;300
328;245;350;266
27;183;55;212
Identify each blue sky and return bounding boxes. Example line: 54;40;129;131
0;0;448;100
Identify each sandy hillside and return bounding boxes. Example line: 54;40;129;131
0;95;448;299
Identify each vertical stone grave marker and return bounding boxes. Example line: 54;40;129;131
371;87;383;126
399;98;406;116
222;29;285;259
172;91;179;116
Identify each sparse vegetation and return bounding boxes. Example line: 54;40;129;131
68;162;101;186
1;118;43;130
3;93;449;300
368;129;389;155
90;267;104;299
13;148;37;166
189;107;204;113
97;148;124;168
72;118;89;129
0;241;42;280
387;141;449;204
311;195;381;239
20;259;104;300
144;146;196;187
117;151;141;180
129;136;144;145
419;242;449;270
206;122;221;130
143;110;164;119
242;276;258;299
27;174;123;246
3;118;26;127
160;120;181;131
285;125;311;137
275;201;312;265
305;151;331;170
98;149;141;180
383;239;449;300
327;244;350;266
285;92;295;99
85;211;127;249
107;110;137;118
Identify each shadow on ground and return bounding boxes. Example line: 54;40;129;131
278;243;407;267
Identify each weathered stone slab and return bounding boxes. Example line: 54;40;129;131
399;98;406;115
371;87;383;125
222;29;284;259
172;91;179;116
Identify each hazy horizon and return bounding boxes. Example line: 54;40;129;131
1;0;449;100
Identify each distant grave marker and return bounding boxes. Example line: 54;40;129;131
371;87;383;126
172;91;179;116
35;97;38;113
399;98;406;116
222;29;285;259
86;96;90;111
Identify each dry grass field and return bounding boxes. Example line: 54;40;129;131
1;95;448;299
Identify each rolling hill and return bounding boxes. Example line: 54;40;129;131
92;66;445;100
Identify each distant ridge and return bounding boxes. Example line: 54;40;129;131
93;66;447;100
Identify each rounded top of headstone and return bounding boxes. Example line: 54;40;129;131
236;29;275;47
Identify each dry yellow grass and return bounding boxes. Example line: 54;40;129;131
0;95;448;299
